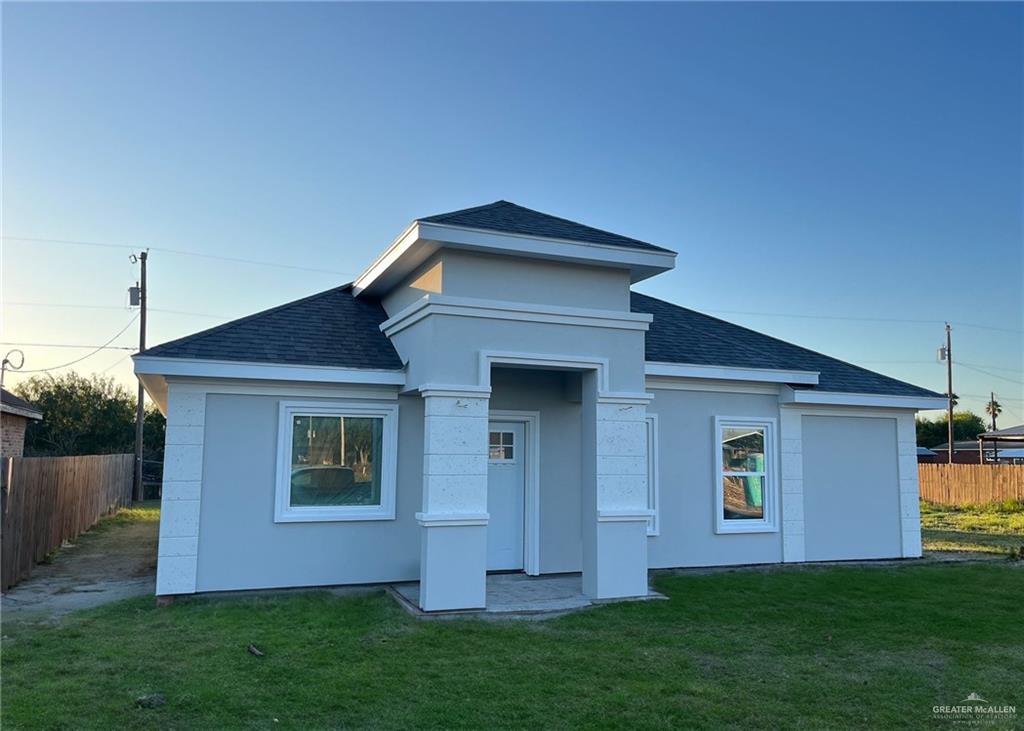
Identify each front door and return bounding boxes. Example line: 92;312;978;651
487;421;525;571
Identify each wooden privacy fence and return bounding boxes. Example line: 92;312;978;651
1;454;134;591
918;463;1024;506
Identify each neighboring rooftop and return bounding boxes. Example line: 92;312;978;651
933;440;1021;451
141;285;403;370
980;424;1024;439
419;201;674;254
632;292;943;398
0;388;43;420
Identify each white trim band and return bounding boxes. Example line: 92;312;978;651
380;294;653;337
645;361;819;385
779;386;947;410
353;221;677;295
597;510;655;522
415;512;490;527
134;356;406;386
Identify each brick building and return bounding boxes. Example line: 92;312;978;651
1;388;43;457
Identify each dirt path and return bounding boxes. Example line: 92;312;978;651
2;506;159;622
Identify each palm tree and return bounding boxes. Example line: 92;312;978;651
985;395;1002;431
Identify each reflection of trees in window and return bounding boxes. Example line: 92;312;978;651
290;415;382;485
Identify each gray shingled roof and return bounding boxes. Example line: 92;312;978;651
420;201;674;254
632;292;942;398
1;388;43;419
142;285;403;370
140;279;940;399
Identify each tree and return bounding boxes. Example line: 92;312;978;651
915;411;986;448
13;372;165;459
985;397;1002;431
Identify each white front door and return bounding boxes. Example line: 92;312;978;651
487;421;525;571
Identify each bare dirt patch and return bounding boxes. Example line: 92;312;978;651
2;503;159;621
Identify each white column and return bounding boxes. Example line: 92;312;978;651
581;372;651;600
779;407;806;563
416;389;490;611
156;386;206;595
896;413;923;557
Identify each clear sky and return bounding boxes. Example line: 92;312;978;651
2;2;1021;422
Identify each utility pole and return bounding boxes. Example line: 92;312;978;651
131;251;148;502
990;391;998;464
945;323;953;464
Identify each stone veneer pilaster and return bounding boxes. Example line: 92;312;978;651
156;387;206;595
416;391;490;611
583;395;651;599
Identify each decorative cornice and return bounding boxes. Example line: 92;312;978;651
381;294;652;337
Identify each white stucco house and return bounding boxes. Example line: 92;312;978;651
134;201;946;611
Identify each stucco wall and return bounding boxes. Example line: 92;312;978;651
1;413;28;457
646;387;784;568
390;313;647;394
195;393;424;592
383;249;633;316
801;414;902;561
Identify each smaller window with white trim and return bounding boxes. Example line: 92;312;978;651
488;431;515;462
714;416;777;533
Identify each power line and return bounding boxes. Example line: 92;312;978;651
5;301;229;319
703;308;1022;334
14;315;139;374
958;363;1024;386
2;235;356;277
859;359;1022;373
0;342;136;350
100;352;135;373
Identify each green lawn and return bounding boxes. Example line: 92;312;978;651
921;499;1024;556
3;563;1022;730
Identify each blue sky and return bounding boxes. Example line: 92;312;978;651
3;2;1021;421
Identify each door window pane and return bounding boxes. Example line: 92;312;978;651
489;430;515;461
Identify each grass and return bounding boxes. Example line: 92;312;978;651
920;499;1024;556
88;501;162;532
3;563;1022;730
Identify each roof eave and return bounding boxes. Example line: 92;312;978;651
0;404;43;420
352;221;677;297
779;386;948;410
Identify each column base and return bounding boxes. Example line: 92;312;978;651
583;516;649;600
418;514;488;611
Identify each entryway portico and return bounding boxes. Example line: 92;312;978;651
415;353;653;612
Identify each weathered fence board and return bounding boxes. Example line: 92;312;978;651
0;454;134;591
918;463;1024;506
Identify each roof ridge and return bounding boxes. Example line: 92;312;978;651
142;283;355;356
418;200;673;254
417;200;511;222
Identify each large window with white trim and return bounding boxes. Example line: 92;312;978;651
275;401;398;522
714;416;778;533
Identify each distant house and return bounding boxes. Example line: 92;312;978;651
916;446;939;464
0;388;43;458
930;436;1022;464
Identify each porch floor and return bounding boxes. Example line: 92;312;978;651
389;572;666;619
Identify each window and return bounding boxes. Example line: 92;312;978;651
646;414;660;536
489;430;515;462
714;416;777;534
275;401;398;522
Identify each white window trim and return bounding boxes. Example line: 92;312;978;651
713;415;778;534
275;400;399;523
646;413;660;536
